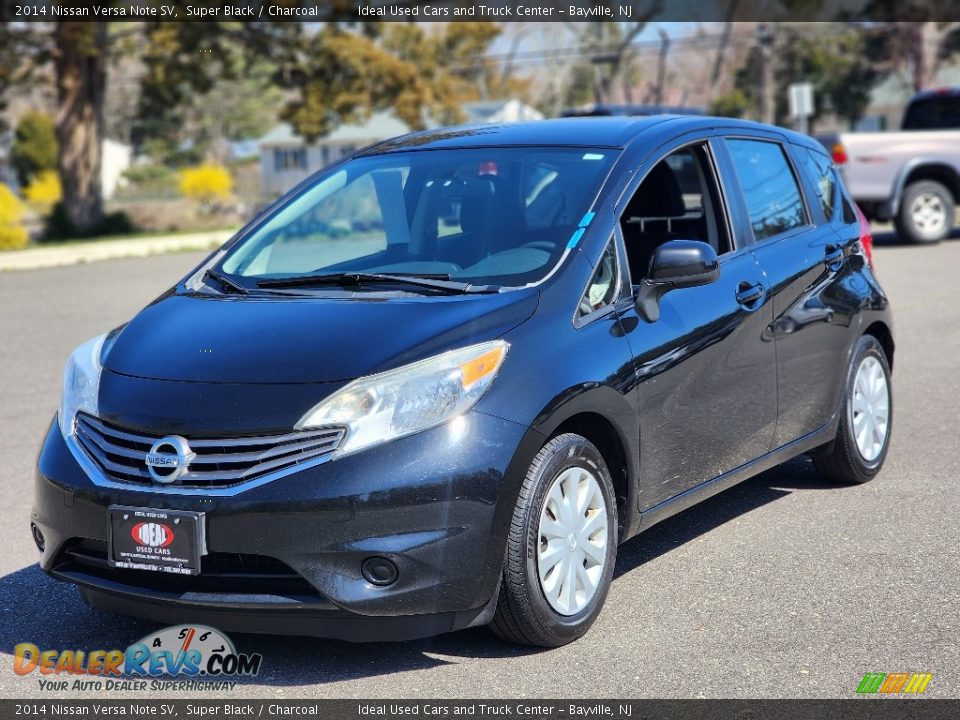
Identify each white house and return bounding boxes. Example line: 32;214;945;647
102;138;132;199
259;100;543;196
0;134;130;199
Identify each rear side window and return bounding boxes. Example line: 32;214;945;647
726;139;807;242
798;147;837;222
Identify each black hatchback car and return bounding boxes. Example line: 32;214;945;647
34;117;893;647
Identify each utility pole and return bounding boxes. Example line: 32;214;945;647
756;24;775;124
653;28;671;106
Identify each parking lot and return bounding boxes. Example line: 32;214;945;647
1;232;958;699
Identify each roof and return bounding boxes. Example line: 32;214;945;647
262;113;813;157
363;115;825;155
911;85;960;100
365;116;689;153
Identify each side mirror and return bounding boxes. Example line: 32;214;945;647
636;239;720;322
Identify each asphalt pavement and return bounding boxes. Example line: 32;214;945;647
1;233;958;699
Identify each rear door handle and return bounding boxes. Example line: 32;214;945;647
825;244;844;271
736;282;765;308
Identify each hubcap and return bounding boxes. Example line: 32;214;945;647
910;192;947;236
537;467;609;616
851;356;889;462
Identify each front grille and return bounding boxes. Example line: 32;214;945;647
75;413;344;488
57;539;322;598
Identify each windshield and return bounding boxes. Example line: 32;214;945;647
220;147;616;287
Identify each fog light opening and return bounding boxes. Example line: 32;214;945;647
361;556;398;586
31;524;45;553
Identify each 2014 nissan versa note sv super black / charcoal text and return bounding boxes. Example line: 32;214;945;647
33;117;894;647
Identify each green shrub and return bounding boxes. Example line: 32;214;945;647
710;90;750;119
11;111;58;187
44;204;136;241
122;163;178;189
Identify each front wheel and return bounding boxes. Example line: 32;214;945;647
490;433;618;647
812;335;892;484
894;180;955;244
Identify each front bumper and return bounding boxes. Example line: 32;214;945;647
33;410;541;641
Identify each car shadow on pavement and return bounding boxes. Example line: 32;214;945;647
0;456;854;686
612;454;838;579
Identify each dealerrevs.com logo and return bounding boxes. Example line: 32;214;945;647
856;672;933;695
13;625;262;692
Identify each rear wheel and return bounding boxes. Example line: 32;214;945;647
812;335;892;484
490;433;617;647
895;180;955;244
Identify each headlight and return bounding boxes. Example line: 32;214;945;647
59;334;107;438
297;340;509;456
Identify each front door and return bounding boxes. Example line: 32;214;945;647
615;139;778;511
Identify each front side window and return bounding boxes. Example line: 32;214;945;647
619;143;730;282
222;147;616;287
726;139;807;242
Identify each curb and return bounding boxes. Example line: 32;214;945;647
0;230;236;272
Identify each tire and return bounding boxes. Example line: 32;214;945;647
894;180;955;244
490;433;618;647
812;335;892;484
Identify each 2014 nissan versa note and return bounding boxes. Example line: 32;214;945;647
33;116;894;647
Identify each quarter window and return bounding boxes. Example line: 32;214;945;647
841;190;858;224
799;147;837;222
726;139;807;241
579;241;619;319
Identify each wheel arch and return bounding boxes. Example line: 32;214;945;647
864;320;895;371
543;411;635;542
894;160;960;211
904;163;960;199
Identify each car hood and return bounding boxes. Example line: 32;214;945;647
102;289;539;384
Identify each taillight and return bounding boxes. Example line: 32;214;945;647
831;142;848;165
856;206;874;269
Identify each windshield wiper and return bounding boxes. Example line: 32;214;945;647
204;268;248;295
255;272;501;294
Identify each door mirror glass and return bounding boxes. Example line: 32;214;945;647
636;239;719;322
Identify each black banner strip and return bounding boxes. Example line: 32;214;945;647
3;699;960;720
4;0;960;23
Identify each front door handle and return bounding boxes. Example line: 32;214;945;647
825;244;845;271
736;282;765;308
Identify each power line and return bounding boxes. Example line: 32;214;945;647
450;22;895;69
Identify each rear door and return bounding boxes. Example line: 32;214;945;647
722;137;858;448
613;134;777;510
